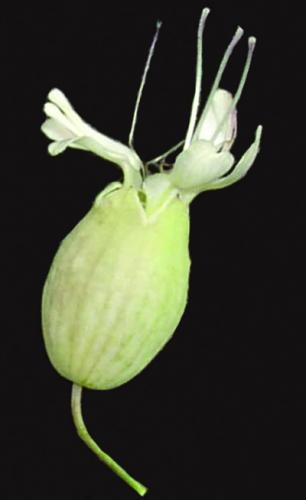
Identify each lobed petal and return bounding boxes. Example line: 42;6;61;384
194;89;237;151
43;102;80;135
170;140;235;190
48;138;77;156
41;118;75;141
41;88;143;185
48;88;86;128
205;125;263;190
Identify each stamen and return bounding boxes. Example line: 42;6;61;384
129;21;162;149
193;26;244;140
184;7;210;150
211;36;257;144
147;140;185;165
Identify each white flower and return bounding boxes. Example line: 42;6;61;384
41;8;262;206
41;88;142;187
170;84;262;200
168;16;262;202
40;10;263;496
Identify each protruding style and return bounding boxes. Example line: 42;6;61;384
129;21;162;150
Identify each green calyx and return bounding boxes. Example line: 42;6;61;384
42;185;190;390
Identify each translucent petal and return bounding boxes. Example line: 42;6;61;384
41;88;143;182
48;88;85;128
206;125;262;190
41;118;75;141
194;89;237;150
43;103;79;135
142;173;176;215
143;173;172;200
170;140;234;190
48;139;77;156
48;88;73;113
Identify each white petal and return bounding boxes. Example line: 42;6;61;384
42;88;143;187
42;93;141;170
48;139;77;156
143;173;172;200
194;89;237;150
48;88;72;111
206;125;263;190
41;118;75;141
170;140;234;190
77;135;142;170
43;102;80;135
48;88;85;128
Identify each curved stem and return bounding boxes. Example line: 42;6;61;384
71;383;148;496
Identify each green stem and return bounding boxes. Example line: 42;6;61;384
71;383;148;496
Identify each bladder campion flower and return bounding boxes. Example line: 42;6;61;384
41;7;262;496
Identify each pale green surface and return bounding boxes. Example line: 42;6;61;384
42;187;190;390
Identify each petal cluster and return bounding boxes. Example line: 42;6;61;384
41;9;262;206
42;89;142;186
169;87;262;200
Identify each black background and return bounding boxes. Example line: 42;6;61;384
1;1;305;499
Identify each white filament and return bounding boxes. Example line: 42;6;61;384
129;21;162;149
184;7;210;150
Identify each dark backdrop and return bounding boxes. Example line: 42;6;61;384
1;1;304;499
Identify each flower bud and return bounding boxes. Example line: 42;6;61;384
42;186;190;390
